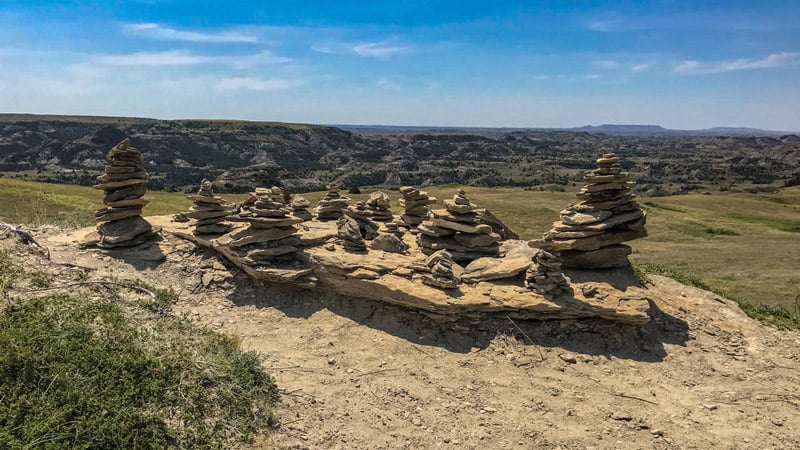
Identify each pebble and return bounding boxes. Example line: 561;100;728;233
559;353;578;364
702;404;718;411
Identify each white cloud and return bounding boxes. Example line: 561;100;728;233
312;40;412;58
353;42;412;58
377;77;402;90
530;75;550;81
123;23;259;44
593;59;650;72
90;50;291;69
674;52;800;74
631;63;650;72
216;77;301;92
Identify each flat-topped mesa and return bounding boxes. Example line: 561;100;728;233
420;250;460;289
365;191;394;221
226;187;303;265
531;153;647;268
315;185;350;221
417;189;501;262
525;245;570;298
91;138;155;248
290;195;312;221
183;179;236;235
398;186;436;229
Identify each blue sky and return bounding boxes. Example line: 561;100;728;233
0;0;798;129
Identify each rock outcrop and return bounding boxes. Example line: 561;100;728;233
531;153;647;268
315;185;350;221
183;179;236;234
226;187;304;265
417;189;501;261
90;138;156;248
366;191;394;221
398;186;436;228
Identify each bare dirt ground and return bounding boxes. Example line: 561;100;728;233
7;226;800;449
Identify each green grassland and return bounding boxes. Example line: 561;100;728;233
1;178;798;311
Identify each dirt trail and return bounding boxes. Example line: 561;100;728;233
15;228;800;449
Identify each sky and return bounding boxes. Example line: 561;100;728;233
0;0;799;130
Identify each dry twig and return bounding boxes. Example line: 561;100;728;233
22;279;157;299
506;315;545;361
0;222;50;259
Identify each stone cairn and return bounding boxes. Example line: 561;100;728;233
525;246;570;298
337;216;367;253
183;179;236;234
227;187;303;264
315;185;350;221
344;201;380;240
398;186;436;228
366;191;394;221
290;195;313;221
417;189;501;261
420;250;459;289
532;153;647;268
92;138;155;248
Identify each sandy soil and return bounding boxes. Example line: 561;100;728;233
7;227;800;449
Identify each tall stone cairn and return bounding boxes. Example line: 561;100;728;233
226;187;303;265
343;201;380;240
337;216;367;253
531;153;647;268
315;185;350;221
92;138;154;248
290;195;313;221
416;189;501;261
398;186;436;228
365;191;394;221
420;250;460;289
184;179;236;234
525;246;570;298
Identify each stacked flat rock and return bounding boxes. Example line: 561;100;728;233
420;250;459;289
366;191;394;221
184;179;236;234
226;187;303;264
525;246;570;298
417;189;501;261
370;221;409;253
92;138;154;248
398;186;437;228
315;186;350;221
290;195;313;221
337;216;367;252
531;153;647;268
344;201;380;240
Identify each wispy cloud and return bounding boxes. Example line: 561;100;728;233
90;50;290;68
312;40;413;58
216;77;301;92
674;52;800;74
123;23;259;43
593;59;650;72
377;77;402;90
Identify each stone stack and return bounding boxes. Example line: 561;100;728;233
337;216;367;253
290;195;313;221
226;187;303;264
366;191;394;221
398;186;436;228
416;189;501;261
370;221;410;254
183;179;236;234
315;185;350;221
531;153;647;268
525;247;570;298
92;138;155;248
344;201;380;240
420;250;459;289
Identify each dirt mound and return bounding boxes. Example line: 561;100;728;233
8;225;799;449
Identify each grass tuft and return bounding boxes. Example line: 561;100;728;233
0;293;278;448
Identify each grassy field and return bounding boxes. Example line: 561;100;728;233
1;178;798;311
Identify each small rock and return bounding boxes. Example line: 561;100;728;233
411;417;422;426
610;412;632;421
650;429;664;437
702;404;718;411
328;358;337;365
772;419;783;426
559;353;578;364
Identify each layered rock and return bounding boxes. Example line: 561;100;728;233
226;187;303;265
417;189;501;261
398;186;436;228
337;216;367;253
91;138;155;248
290;195;313;221
531;153;647;268
420;250;460;289
525;246;570;298
315;185;350;221
366;191;394;221
183;179;236;234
